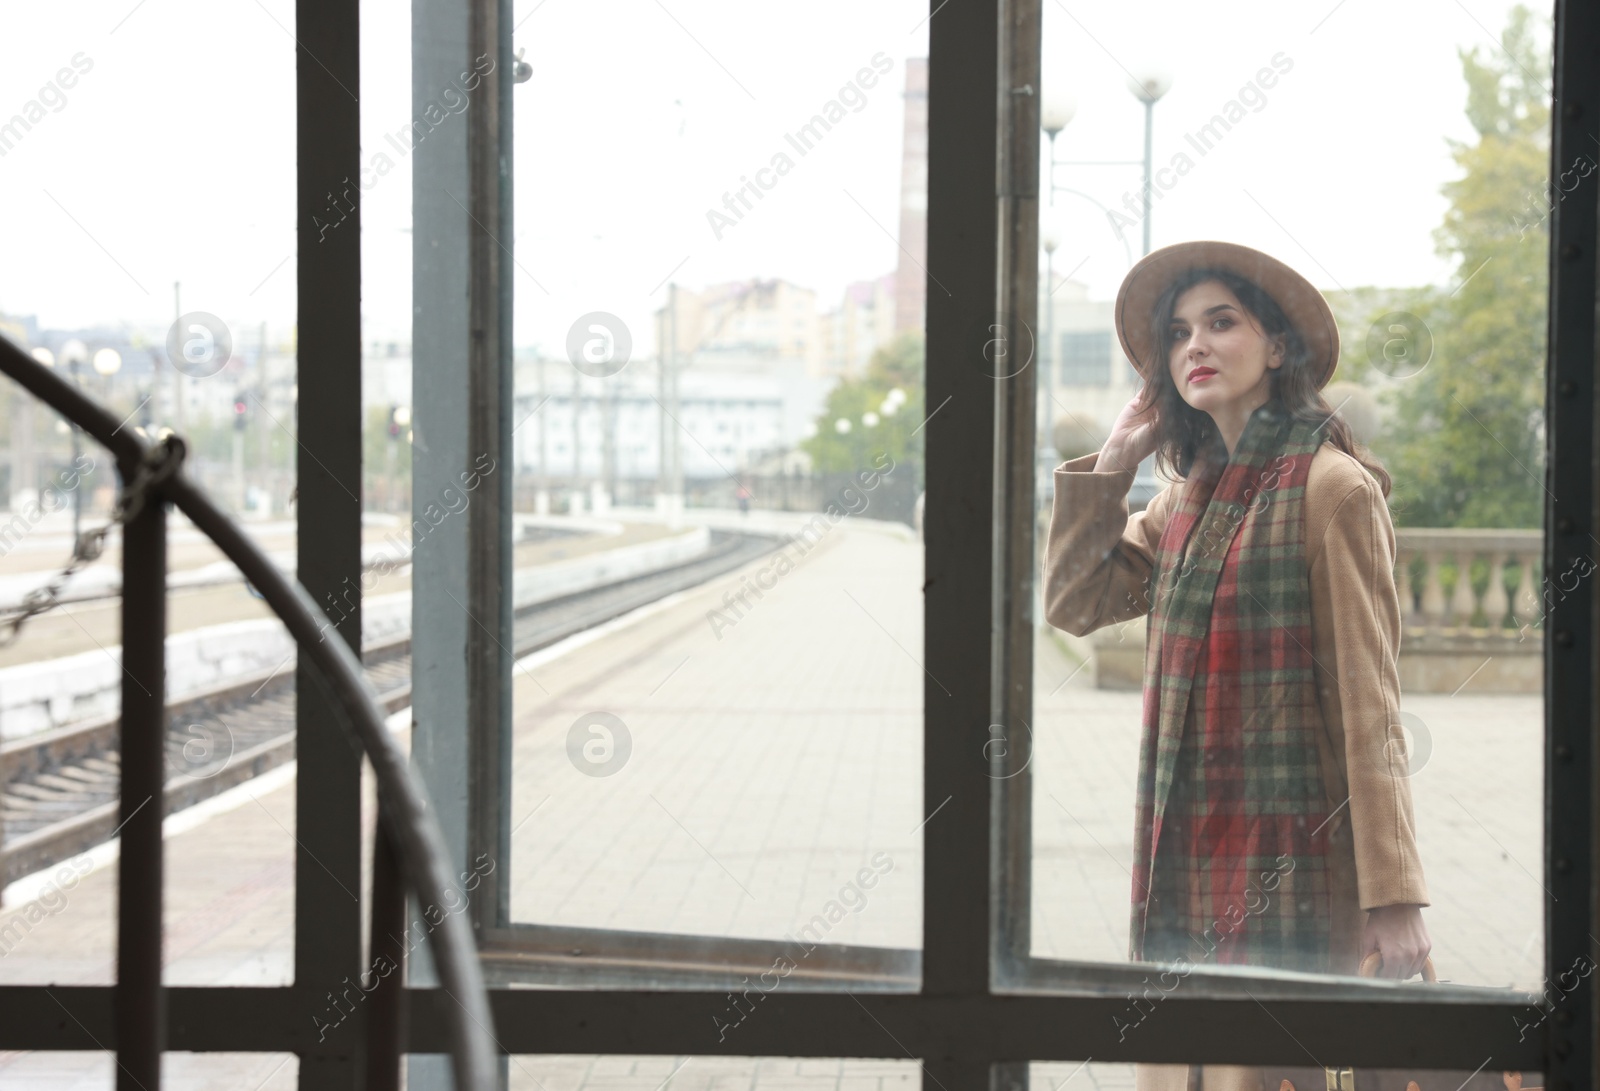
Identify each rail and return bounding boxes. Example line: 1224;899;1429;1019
0;336;496;1090
0;531;781;888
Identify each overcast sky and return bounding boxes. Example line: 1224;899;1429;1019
0;0;1548;358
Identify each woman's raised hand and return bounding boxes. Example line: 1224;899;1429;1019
1099;395;1158;474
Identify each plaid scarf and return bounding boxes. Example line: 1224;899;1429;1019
1131;403;1333;973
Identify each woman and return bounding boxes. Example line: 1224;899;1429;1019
1043;241;1430;1088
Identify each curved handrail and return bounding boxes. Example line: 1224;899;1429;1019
0;337;496;1089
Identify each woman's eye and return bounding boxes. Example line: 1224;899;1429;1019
1212;317;1233;330
1170;327;1187;341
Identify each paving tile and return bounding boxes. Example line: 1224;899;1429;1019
588;1057;643;1077
795;1058;843;1077
0;527;1551;1088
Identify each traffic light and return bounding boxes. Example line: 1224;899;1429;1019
233;393;248;432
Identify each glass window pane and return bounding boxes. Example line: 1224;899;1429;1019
1032;0;1550;994
502;1;929;965
0;0;300;987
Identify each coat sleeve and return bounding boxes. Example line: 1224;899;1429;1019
1041;452;1171;637
1312;471;1431;910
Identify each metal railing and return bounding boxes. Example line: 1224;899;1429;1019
0;336;496;1090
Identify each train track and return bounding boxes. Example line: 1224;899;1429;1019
0;530;780;888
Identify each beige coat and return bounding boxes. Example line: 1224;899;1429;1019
1042;447;1430;1091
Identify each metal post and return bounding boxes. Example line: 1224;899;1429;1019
69;412;81;544
657;295;668;507
601;375;615;509
10;392;34;511
172;283;184;434
1141;99;1154;257
993;0;1041;982
1046;131;1056;208
115;458;168;1091
921;0;1000;1011
232;428;245;513
1042;124;1057;461
570;365;582;505
474;0;516;950
1544;4;1599;1088
364;825;406;1091
258;323;271;508
537;355;547;486
666;287;683;513
296;0;365;1082
1042;245;1055;454
411;0;513;1085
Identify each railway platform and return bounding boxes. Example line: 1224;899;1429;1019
0;525;1544;1089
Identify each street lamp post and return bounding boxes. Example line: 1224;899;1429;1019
92;347;122;403
1040;220;1063;455
386;405;400;512
1127;71;1174;258
665;285;684;518
171;281;185;433
392;405;411;513
536;355;548;511
91;348;123;521
1040;88;1077;211
1041;69;1173;258
19;348;51;510
56;340;89;543
1037;71;1172;472
570;359;583;513
231;391;248;514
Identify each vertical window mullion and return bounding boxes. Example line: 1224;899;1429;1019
294;0;366;1086
992;0;1043;980
1542;2;1599;1087
922;0;1000;1004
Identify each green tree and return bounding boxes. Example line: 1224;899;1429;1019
1367;5;1550;528
801;332;925;487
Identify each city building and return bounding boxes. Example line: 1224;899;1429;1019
509;351;830;501
1037;275;1138;454
661;278;820;375
817;272;897;380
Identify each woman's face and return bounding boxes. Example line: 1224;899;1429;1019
1165;279;1281;416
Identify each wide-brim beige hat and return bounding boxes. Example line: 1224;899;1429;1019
1114;240;1340;389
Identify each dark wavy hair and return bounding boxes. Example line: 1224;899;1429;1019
1132;267;1391;497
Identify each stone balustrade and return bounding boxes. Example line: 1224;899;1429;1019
1383;527;1556;691
1079;527;1555;694
1394;527;1544;638
1388;527;1548;692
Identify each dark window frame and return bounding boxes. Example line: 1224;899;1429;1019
0;2;1590;1089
